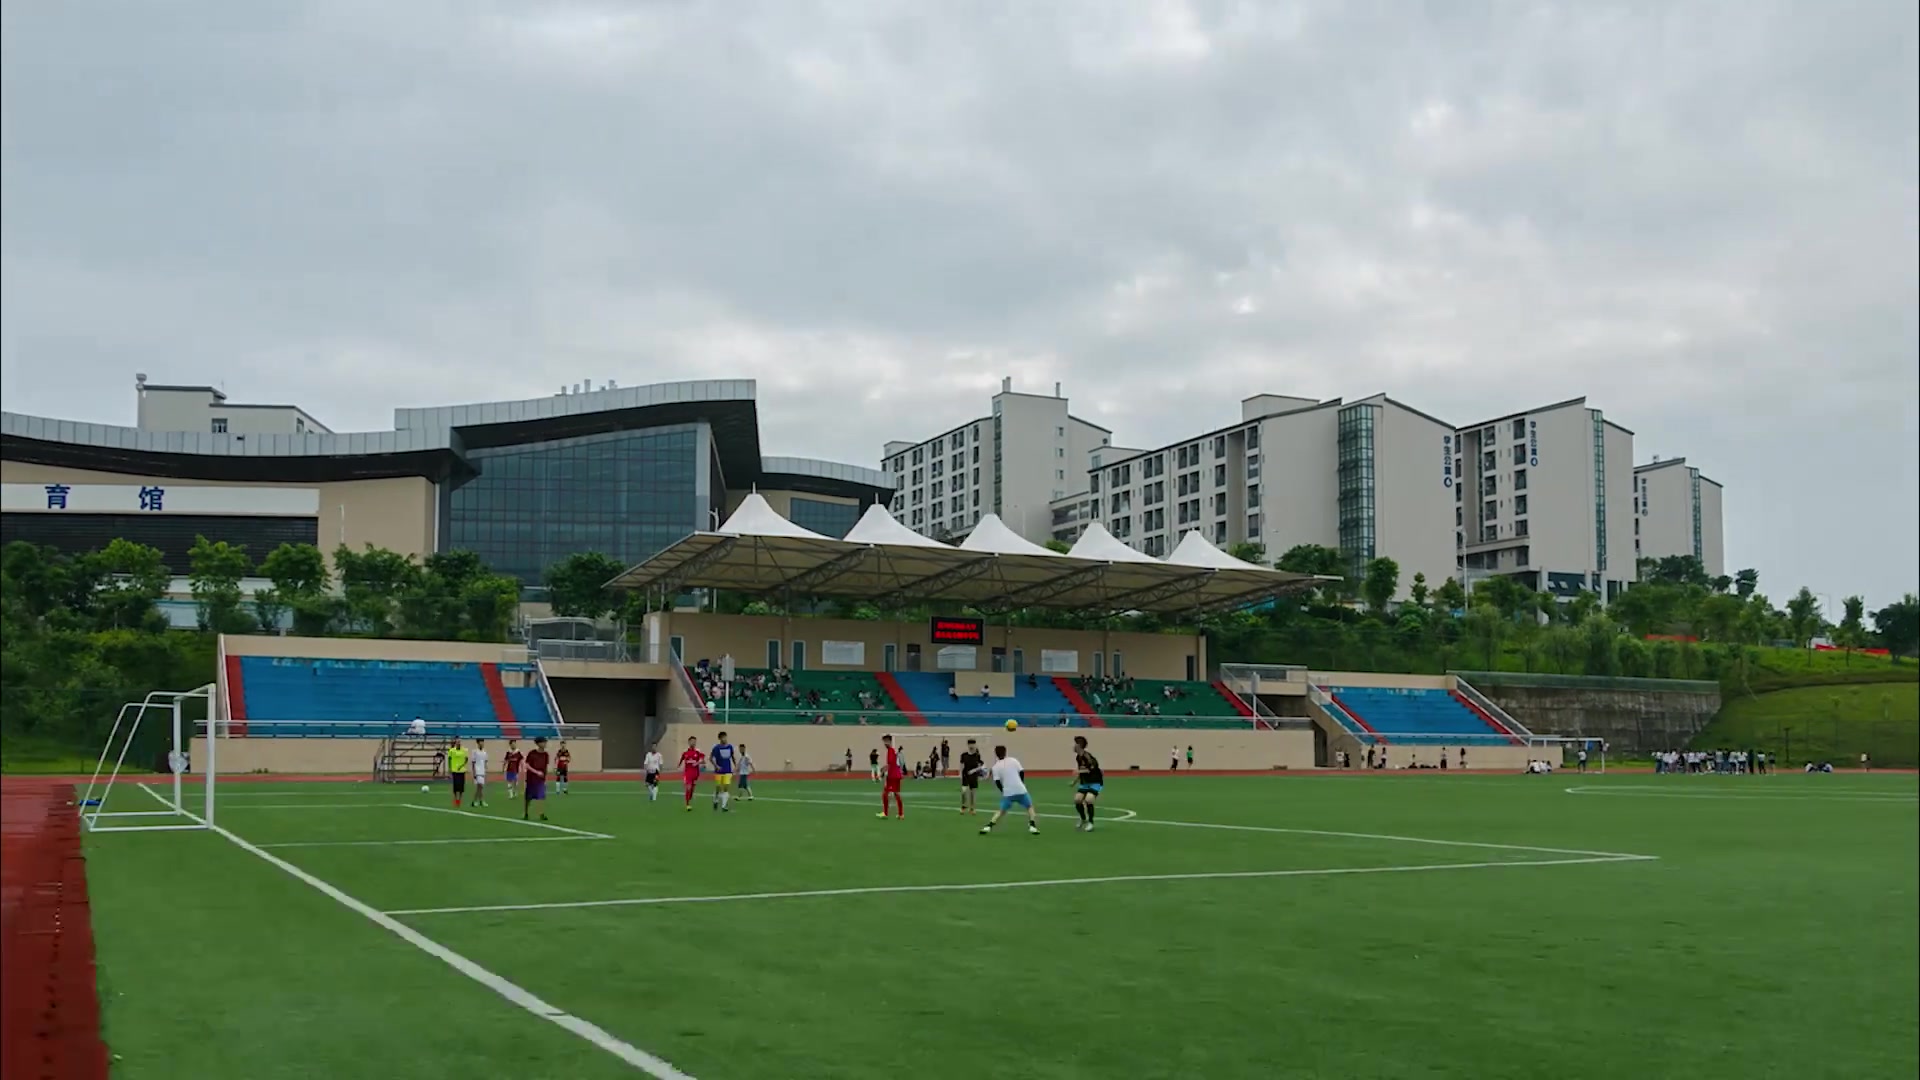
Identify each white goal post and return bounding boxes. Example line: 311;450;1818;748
80;685;218;833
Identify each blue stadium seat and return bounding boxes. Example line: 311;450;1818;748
1325;686;1517;746
887;672;1086;726
235;656;542;738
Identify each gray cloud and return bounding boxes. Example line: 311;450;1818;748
3;0;1915;607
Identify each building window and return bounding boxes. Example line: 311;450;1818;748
1214;436;1226;459
1516;519;1530;538
1247;513;1260;535
1481;452;1496;472
1483;500;1497;521
1512;418;1527;440
1515;494;1529;516
1213;464;1226;487
211;417;228;434
1246;427;1260;449
1514;469;1527;490
1512;443;1526;465
789;497;860;538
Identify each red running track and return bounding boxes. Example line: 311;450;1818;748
0;778;108;1080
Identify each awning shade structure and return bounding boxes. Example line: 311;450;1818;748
606;495;1331;617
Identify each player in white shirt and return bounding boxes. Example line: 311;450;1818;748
737;744;756;802
642;748;665;802
407;716;427;736
979;745;1039;835
470;739;490;808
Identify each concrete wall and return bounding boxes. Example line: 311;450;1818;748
650;612;1205;681
658;722;1316;773
1;462;435;560
189;737;604;775
1371;398;1458;599
549;678;653;768
1464;674;1722;753
224;634;516;664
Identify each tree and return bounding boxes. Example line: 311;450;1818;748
1042;539;1072;555
1784;587;1823;648
543;551;628;620
1873;594;1920;659
1431;576;1468;615
260;542;334;635
1472;575;1534;622
1463;607;1505;670
1226;541;1267;566
1834;595;1867;665
1360;557;1400;615
1275;544;1348;602
187;536;256;634
91;538;170;631
1408;572;1430;610
1733;568;1759;599
333;544;420;636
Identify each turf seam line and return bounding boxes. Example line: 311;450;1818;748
133;784;696;1080
257;836;608;849
399;803;615;839
381;855;1650;917
747;795;1658;861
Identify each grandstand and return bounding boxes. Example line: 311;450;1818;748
198;498;1542;775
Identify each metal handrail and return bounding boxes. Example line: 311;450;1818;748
1451;675;1534;738
226;719;603;739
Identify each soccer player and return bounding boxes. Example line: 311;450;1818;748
445;738;469;808
737;743;755;802
979;745;1038;835
471;738;490;808
503;740;523;799
642;745;665;802
869;747;881;782
1071;735;1103;832
678;736;706;811
710;732;737;812
877;734;906;819
555;741;573;794
958;739;985;815
522;737;551;821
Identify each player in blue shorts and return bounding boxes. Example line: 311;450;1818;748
1072;735;1104;832
709;731;736;812
980;745;1039;836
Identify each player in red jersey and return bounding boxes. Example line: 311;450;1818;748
877;733;905;819
521;737;551;822
678;736;706;812
503;741;524;799
555;742;572;794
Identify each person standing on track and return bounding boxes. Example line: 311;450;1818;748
737;742;756;802
869;746;882;782
503;740;523;799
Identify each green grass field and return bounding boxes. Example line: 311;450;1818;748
1700;682;1920;768
82;772;1918;1080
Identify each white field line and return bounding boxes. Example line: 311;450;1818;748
259;836;605;850
384;854;1642;917
1564;785;1917;803
134;784;694;1079
400;803;613;839
749;795;1654;861
744;794;1140;823
215;803;403;810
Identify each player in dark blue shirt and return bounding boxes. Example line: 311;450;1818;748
710;733;737;812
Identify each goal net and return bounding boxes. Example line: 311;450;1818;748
80;685;219;833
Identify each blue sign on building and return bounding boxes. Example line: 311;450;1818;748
138;485;166;511
1528;420;1539;467
1441;434;1453;488
44;483;71;509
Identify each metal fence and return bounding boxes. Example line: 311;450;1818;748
1450;670;1721;695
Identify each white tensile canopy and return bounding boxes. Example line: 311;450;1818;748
606;500;1327;616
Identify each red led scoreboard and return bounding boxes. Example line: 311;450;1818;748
929;616;985;645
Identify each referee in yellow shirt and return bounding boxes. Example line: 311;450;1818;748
446;738;470;808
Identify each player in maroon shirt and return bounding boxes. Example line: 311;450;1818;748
555;743;572;794
678;736;706;811
503;741;524;799
877;733;905;819
521;737;551;822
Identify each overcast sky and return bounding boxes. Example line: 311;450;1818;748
2;2;1915;609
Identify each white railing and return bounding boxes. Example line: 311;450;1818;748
1451;675;1534;738
216;633;234;737
1214;663;1303;730
531;655;569;735
216;719;603;740
660;705;1254;731
668;644;716;723
1308;685;1375;743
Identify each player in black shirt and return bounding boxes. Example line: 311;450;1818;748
958;739;986;815
1072;735;1104;832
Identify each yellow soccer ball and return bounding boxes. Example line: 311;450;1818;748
1005;719;1018;732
